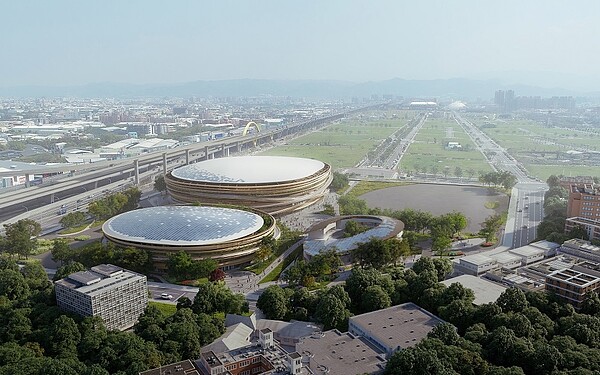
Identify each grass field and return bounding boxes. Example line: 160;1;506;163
149;301;177;317
399;117;494;175
259;114;409;168
470;115;600;180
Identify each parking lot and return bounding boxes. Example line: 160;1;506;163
147;282;198;304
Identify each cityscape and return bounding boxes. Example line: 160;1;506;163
3;2;600;375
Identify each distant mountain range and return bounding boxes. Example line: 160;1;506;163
0;78;593;100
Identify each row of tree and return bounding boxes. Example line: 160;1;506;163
537;175;584;243
479;171;518;190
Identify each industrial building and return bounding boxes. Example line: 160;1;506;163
54;264;147;331
164;156;332;216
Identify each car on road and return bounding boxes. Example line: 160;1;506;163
517;209;522;212
524;196;529;200
522;225;528;228
160;293;173;300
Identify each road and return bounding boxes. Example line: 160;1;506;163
453;112;548;248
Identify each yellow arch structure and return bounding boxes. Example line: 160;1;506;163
242;121;261;136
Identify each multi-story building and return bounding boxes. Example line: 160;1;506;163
348;303;445;358
567;184;600;219
545;265;600;309
54;264;147;331
559;176;594;190
565;217;600;241
560;239;600;263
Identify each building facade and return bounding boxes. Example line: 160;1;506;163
54;264;147;331
545;266;600;309
565;217;600;241
567;184;600;219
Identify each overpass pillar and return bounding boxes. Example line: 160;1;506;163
50;193;55;204
221;144;226;158
162;153;167;175
185;149;190;165
94;181;98;189
134;159;140;185
236;142;241;153
25;174;30;187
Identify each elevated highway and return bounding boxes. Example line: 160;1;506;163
0;103;386;227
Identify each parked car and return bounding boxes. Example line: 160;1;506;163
160;293;173;300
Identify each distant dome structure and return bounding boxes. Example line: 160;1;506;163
447;101;467;110
103;205;276;270
165;156;333;216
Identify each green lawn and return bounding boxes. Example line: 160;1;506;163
347;180;411;198
399;117;494;175
468;115;600;180
259;116;407;168
149;301;177;317
259;246;303;284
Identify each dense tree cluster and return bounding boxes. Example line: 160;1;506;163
537;175;580;243
51;241;153;275
0;255;245;375
87;187;142;220
330;172;349;193
260;258;454;330
0;219;41;259
283;249;342;287
479;171;518;190
351;238;410;269
337;196;469;253
166;251;218;281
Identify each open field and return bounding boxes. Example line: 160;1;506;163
399;116;494;176
470;115;600;180
525;164;600;181
360;184;508;233
259;113;410;168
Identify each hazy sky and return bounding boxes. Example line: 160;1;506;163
1;0;600;89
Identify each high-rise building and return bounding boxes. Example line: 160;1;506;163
54;264;147;331
494;90;505;107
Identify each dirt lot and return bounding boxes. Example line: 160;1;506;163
360;184;508;233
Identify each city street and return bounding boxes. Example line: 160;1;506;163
453;113;548;248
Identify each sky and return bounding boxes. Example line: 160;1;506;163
1;0;600;90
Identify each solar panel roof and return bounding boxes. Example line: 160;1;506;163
170;156;325;184
103;206;264;245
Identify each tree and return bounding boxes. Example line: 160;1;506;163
53;262;86;281
480;214;505;243
44;315;81;356
496;288;529;313
255;246;272;262
546;175;561;188
59;212;87;229
51;238;73;264
3;219;41;259
385;345;453;375
0;269;30;301
330;172;349;192
315;293;349;330
209;268;226;282
361;285;391;312
257;286;289;320
454;166;463;179
351;238;394;269
154;175;167;194
21;262;50;290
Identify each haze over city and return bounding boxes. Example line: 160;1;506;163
4;2;600;375
2;0;600;91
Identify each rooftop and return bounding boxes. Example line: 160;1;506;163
139;360;200;375
547;268;600;287
103;206;264;246
303;216;404;256
349;303;444;351
459;253;495;266
296;330;386;375
509;246;545;257
55;264;145;297
170;156;326;184
442;275;507;305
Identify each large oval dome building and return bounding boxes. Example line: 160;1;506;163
164;156;332;216
102;206;276;270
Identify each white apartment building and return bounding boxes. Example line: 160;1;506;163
54;264;147;331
